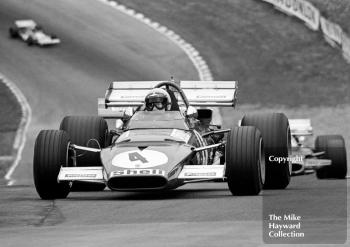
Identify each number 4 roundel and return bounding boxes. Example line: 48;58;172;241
112;150;168;168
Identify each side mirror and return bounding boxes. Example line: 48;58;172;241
124;107;134;119
115;119;124;129
186;106;198;118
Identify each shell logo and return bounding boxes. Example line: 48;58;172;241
112;150;168;168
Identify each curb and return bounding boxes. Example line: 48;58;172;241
0;74;32;186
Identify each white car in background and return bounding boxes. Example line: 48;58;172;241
290;119;347;179
9;19;60;46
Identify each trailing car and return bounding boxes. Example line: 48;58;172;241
289;119;347;179
9;19;60;46
33;80;292;199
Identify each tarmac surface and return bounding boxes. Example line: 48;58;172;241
0;176;347;246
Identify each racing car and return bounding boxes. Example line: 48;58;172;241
9;19;60;46
33;80;292;199
289;119;347;179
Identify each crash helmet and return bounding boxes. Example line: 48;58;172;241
144;88;171;111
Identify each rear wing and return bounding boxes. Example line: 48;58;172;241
15;19;36;29
289;119;313;136
98;81;237;118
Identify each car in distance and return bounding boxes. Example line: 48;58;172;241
33;80;292;199
9;19;60;46
290;119;347;179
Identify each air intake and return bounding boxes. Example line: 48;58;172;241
107;176;168;190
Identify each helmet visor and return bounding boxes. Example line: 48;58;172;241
147;95;167;110
147;96;165;104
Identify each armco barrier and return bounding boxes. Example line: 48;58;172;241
261;0;350;65
320;17;342;48
263;0;320;31
342;33;350;63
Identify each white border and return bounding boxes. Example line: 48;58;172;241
0;74;32;185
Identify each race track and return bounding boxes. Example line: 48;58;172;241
0;0;348;246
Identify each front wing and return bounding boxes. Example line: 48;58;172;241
292;158;331;176
58;165;226;184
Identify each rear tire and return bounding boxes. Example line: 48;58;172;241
33;130;71;199
60;116;108;191
241;113;291;189
315;135;347;179
226;126;264;196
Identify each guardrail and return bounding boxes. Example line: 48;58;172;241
261;0;350;63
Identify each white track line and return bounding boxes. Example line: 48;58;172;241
0;74;32;186
96;0;223;125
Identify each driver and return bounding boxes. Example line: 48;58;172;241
144;88;172;111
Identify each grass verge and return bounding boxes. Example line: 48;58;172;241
0;82;21;132
0;79;22;175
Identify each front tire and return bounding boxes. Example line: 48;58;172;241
226;126;264;196
315;135;347;179
60;116;108;191
241;113;291;189
33;130;71;199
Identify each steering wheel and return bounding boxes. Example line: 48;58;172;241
154;81;190;109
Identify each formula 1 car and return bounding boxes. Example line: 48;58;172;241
9;20;60;46
290;119;347;179
33;80;292;199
